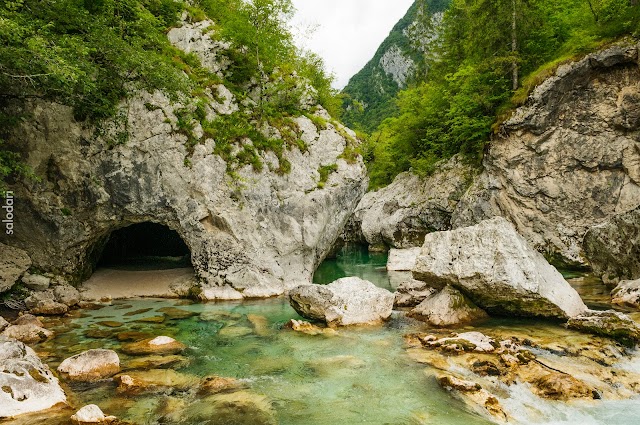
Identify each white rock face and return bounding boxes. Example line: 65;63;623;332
379;45;415;88
350;155;474;250
611;279;640;308
288;277;394;326
0;336;67;418
409;285;487;326
387;248;421;271
167;20;230;76
1;21;367;299
413;217;587;319
393;275;436;307
58;349;120;382
453;42;640;265
0;243;31;293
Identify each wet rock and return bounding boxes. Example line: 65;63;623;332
531;372;593;400
247;314;271;336
2;315;53;343
424;332;499;353
436;373;509;423
84;329;114;339
22;274;51;291
71;404;117;424
122;308;153;317
116;331;153;341
386;248;421;271
134;316;165;324
567;310;640;347
218;326;253;338
307;355;366;376
408;286;488;327
583;205;640;286
199;285;244;301
0;336;67;417
289;277;394;326
413;217;587;319
115;369;198;395
199;311;243;322
121;336;186;355
96;321;123;328
157;307;197;320
612;279;640;308
24;291;68;315
0;243;31;293
53;284;80;307
125;354;190;370
198;375;246;395
58;349;120;382
283;319;338;336
393;277;437;307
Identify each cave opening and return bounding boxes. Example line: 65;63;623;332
97;222;191;270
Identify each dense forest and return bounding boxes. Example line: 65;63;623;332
0;0;340;189
363;0;640;188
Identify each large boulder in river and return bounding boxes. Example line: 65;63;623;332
0;336;67;418
583;205;640;286
408;286;488;327
0;242;31;293
412;217;587;319
58;349;120;382
71;404;117;424
611;279;640;309
288;277;394;326
567;310;640;347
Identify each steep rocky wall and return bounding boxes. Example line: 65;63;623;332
453;42;640;265
0;22;367;299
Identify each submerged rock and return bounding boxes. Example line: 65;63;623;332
283;319;338;336
0;243;31;293
567;310;640;347
408;286;488;327
157;307;197;320
0;336;67;418
115;369;198;395
611;279;640;308
57;349;120;382
198;375;246;395
125;355;190;371
413;217;587;319
288;277;394;326
583;205;640;286
121;336;186;356
386;248;421;271
71;404;117;424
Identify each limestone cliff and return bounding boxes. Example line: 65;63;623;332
352;40;640;267
0;21;367;299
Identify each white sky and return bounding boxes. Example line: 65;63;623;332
290;0;415;89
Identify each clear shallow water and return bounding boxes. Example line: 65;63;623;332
11;248;640;425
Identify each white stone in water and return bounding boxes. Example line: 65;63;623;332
71;404;106;423
149;336;176;346
454;332;496;352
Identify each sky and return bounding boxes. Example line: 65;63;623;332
290;0;415;89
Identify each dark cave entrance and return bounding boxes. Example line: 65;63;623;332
97;222;191;270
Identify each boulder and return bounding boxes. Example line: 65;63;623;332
2;315;53;343
413;217;587;319
437;373;509;423
0;243;31;293
0;336;67;417
0;316;8;332
24;290;68;315
408;286;488;327
531;373;593;401
121;336;186;356
71;404;117;424
283;319;338;336
115;369;198;395
58;349;120;382
288;277;394;326
611;279;640;309
386;248;421;271
583;205;640;286
198;375;246;395
22;274;51;291
53;284;81;307
567;310;640;347
393;277;437;307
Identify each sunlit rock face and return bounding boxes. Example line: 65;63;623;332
0;21;367;299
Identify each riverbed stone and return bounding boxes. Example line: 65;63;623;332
408;286;488;327
413;217;587;319
22;274;51;291
393;277;437;307
2;316;53;343
71;404;117;424
386;248;421;271
198;375;246;395
288;277;394;326
125;354;190;370
0;336;67;418
157;307;197;320
53;284;81;307
121;336;186;355
567;309;640;347
531;372;594;400
436;373;509;423
24;290;68;315
115;369;198;395
283;319;338;336
611;279;640;309
0;243;32;293
58;349;120;382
